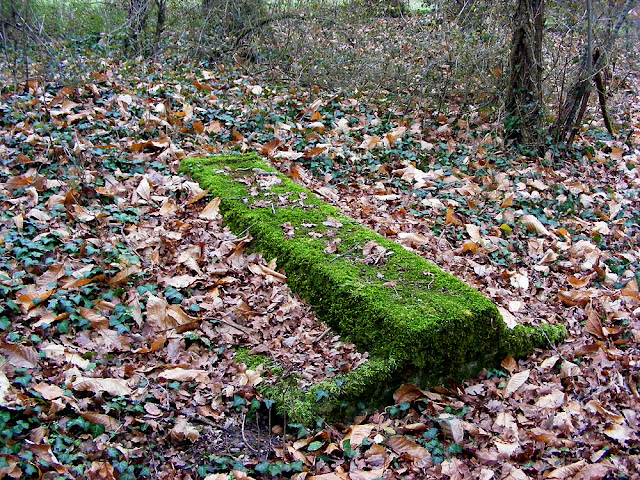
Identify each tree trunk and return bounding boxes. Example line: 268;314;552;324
504;0;545;149
127;0;150;54
551;0;635;145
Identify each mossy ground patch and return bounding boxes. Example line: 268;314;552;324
180;153;566;424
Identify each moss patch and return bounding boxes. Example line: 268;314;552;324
181;153;566;424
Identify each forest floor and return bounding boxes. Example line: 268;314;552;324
0;48;639;479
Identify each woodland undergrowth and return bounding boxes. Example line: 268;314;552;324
0;13;639;480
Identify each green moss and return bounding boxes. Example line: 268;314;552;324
180;153;567;424
260;357;400;425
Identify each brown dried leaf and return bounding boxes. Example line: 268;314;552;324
170;416;199;442
503;369;530;398
546;460;587;479
446;208;463;226
349;469;385;480
343;424;375;449
585;305;606;339
80;412;121;432
534;390;565;409
200;197;221;220
574;464;611;480
393;384;427;404
520;214;551;236
604;423;634;443
15;289;55;312
110;264;141;286
0;342;39;369
586;400;625;423
501;356;517;374
36;263;65;288
87;462;117;480
136;177;152;202
437;414;464;444
386;435;433;468
33;383;66;400
157;368;208;382
71;377;132;396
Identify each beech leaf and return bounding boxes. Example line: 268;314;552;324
503;369;530;398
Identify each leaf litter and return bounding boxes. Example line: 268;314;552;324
0;53;638;478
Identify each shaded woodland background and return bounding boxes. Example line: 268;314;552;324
2;0;640;146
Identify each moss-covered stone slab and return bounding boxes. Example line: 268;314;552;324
180;153;566;424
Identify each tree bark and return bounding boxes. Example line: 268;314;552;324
504;0;545;149
552;0;635;144
126;0;150;54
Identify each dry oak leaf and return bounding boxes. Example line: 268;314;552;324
71;377;132;396
503;369;530;398
170;416;199;443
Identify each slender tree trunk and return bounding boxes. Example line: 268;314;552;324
127;0;149;54
552;0;635;144
153;0;166;57
504;0;545;149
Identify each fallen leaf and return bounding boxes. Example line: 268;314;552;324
393;384;427;404
0;342;39;369
343;424;375;449
80;412;120;432
546;460;587;479
200;197;221;220
437;414;464;443
519;214;551;236
157;368;208;382
33;383;66;400
71;377;132;396
386;435;432;468
534;390;565;409
501;356;517;374
170;416;199;442
498;307;518;329
503;370;530;398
